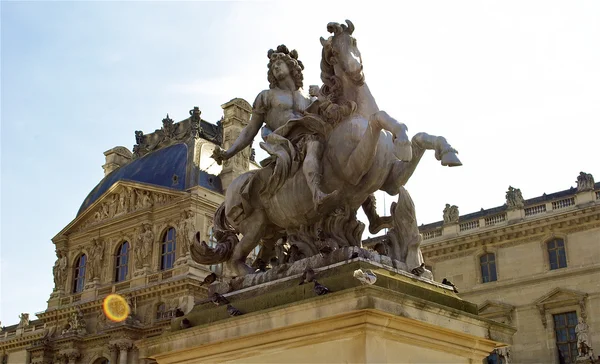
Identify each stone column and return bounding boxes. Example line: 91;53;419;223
108;344;119;364
117;341;132;364
129;345;139;364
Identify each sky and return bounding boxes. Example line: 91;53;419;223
1;1;599;326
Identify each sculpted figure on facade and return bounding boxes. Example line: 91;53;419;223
18;313;30;328
88;238;105;280
194;20;462;276
134;223;154;269
62;308;87;335
52;248;68;290
505;186;524;209
179;210;196;255
576;171;595;192
443;204;459;224
575;318;591;357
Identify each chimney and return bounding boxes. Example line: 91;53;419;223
219;98;252;191
102;146;133;176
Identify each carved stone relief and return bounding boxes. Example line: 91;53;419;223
134;223;155;270
77;187;175;232
443;204;459;224
87;238;105;281
505;186;524;209
576;172;595;192
178;209;196;256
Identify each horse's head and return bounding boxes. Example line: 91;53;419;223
320;20;364;85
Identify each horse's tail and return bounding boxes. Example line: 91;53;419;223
189;203;237;265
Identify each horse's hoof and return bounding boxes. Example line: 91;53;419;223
393;139;412;162
441;152;462;167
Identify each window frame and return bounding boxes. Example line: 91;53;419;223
552;311;578;363
480;252;498;283
72;254;87;293
114;241;130;282
547;238;567;270
160;227;177;271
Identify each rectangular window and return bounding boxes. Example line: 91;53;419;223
553;311;578;363
480;253;498;283
548;239;567;270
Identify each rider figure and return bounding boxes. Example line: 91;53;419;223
213;45;339;212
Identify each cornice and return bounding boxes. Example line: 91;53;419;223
422;206;600;260
458;263;600;297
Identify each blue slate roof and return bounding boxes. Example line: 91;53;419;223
77;143;210;216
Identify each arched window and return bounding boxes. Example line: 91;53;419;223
207;227;223;276
73;254;87;293
547;238;567;270
115;241;130;282
480;253;497;283
160;228;176;270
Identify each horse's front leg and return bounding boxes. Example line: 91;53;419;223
413;132;462;167
370;111;412;162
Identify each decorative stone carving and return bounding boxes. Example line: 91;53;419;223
495;347;510;363
62;308;87;335
576;172;595;192
52;248;68;291
194;20;462;277
96;311;108;332
505;186;524;209
576;318;592;357
78;187;175;232
443;204;459;224
178;209;196;256
88;238;105;280
134;223;155;270
189;107;202;138
18;313;30;328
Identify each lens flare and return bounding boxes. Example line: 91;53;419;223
102;294;130;322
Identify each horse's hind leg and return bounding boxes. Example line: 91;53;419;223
227;210;269;276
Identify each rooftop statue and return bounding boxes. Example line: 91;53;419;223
193;20;462;276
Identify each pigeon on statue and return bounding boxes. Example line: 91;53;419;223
373;242;387;256
299;268;316;285
442;278;459;293
350;251;359;259
253;258;268;272
174;308;185;317
180;318;192;329
353;269;377;285
211;293;230;306
227;304;243;317
411;263;426;277
313;280;330;296
200;272;217;286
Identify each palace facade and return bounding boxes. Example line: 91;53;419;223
0;98;256;364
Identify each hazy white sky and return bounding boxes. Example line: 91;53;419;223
1;1;599;326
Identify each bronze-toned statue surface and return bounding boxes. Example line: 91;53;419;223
194;20;462;276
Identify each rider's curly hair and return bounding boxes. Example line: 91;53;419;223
267;44;304;90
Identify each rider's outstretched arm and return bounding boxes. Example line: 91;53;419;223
224;113;264;159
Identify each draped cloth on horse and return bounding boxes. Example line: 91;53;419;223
234;103;332;223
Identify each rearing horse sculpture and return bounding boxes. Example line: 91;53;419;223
192;20;461;276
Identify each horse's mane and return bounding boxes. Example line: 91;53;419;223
318;38;357;125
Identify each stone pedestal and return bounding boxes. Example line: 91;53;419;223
137;260;514;363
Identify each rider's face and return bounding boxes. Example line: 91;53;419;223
272;59;290;80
